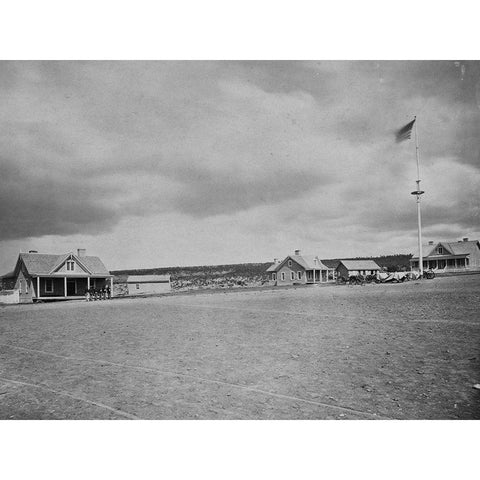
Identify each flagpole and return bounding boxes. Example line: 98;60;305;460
410;116;425;277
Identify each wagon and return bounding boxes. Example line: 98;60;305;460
376;270;435;283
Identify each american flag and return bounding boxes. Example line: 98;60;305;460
395;118;416;142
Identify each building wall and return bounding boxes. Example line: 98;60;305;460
56;261;89;275
39;277;65;297
275;259;307;285
90;278;109;290
336;264;349;280
469;244;480;267
15;269;34;303
127;281;171;295
337;264;379;279
0;289;19;304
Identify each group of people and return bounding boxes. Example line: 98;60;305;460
85;285;111;301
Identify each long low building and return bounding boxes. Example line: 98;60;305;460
126;275;171;295
336;259;381;279
410;238;480;272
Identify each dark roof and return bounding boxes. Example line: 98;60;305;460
18;252;110;276
321;259;341;269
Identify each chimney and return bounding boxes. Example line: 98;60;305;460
294;249;301;256
428;241;434;245
77;248;86;257
463;238;469;242
29;250;38;253
273;258;279;264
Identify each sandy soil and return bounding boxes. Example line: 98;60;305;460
0;274;479;419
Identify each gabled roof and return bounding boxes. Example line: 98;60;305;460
16;252;110;276
127;275;170;283
266;263;280;272
445;240;480;255
412;240;479;259
266;254;331;273
339;259;381;270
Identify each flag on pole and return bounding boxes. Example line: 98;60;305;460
395;118;416;142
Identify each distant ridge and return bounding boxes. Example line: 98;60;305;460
111;254;412;291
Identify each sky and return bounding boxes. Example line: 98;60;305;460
1;60;479;273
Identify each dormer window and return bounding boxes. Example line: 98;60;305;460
438;247;443;254
66;260;75;271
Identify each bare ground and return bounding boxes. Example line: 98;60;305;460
0;274;479;419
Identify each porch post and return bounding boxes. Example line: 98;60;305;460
37;276;40;299
87;277;90;289
64;277;67;297
110;277;113;294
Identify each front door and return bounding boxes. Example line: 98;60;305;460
67;280;76;295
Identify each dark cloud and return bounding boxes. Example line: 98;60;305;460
0;60;479;249
0;157;120;241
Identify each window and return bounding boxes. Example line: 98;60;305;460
281;272;285;281
288;260;292;267
45;279;54;293
25;281;28;294
438;247;443;254
297;271;302;280
272;273;276;281
290;272;295;280
66;260;75;271
19;280;23;294
136;284;140;289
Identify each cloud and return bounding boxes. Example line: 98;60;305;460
0;61;479;270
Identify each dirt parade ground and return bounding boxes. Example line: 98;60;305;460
0;274;479;420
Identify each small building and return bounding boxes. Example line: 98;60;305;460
336;259;381;279
126;275;171;295
410;238;480;272
266;250;336;285
6;249;112;303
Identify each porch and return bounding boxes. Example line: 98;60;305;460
410;255;469;271
305;269;336;284
32;275;113;301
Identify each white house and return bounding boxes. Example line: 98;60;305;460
126;275;171;295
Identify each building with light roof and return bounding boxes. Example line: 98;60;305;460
6;249;112;303
266;250;336;285
410;238;480;272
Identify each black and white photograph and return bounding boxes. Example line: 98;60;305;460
1;58;479;421
0;2;478;479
